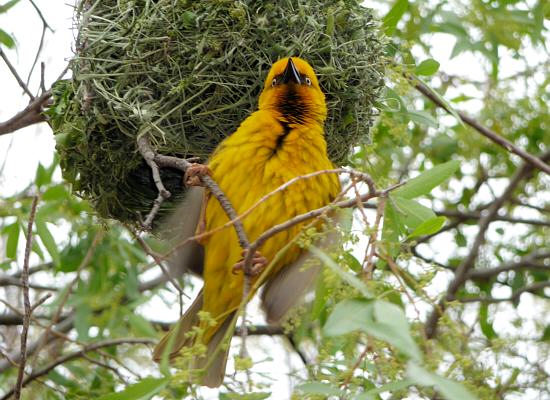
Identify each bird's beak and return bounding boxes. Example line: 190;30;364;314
282;58;301;84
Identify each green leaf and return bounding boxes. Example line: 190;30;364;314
5;222;20;259
391;197;436;229
42;185;69;201
324;299;422;362
416;59;440;76
406;110;438;128
383;0;408;35
35;218;60;266
127;313;157;338
323;299;374;337
479;303;497;340
296;382;344;396
379;86;407;112
383;202;405;243
47;369;79;390
220;393;271;400
415;77;463;125
310;246;372;299
35;163;53;188
0;28;15;48
97;377;169;400
371;301;422;361
407;216;446;239
407;362;478;400
74;302;91;340
0;0;20;13
355;379;414;399
394;160;461;199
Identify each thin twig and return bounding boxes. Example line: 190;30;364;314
0;270;171;374
409;74;550;176
0;91;51;136
0;47;35;100
30;231;104;369
131;229;189;315
363;195;386;279
39;62;46;93
28;0;53;31
14;195;39;400
458;281;550;304
1;339;154;400
341;343;371;389
424;150;550;338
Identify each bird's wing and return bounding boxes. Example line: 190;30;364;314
161;186;205;277
261;211;343;324
194;311;236;387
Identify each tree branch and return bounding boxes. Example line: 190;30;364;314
458;281;550;304
0;338;154;400
424;150;550;338
0;47;34;100
0;91;51;136
14;195;39;400
467;253;550;280
0;271;171;374
410;75;550;176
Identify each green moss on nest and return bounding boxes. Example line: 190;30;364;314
50;0;385;224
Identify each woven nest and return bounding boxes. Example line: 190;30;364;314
50;0;385;225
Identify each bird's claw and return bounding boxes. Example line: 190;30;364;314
232;250;268;277
184;164;212;187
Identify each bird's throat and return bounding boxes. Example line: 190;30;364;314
277;87;308;124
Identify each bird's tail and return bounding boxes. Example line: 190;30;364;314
152;290;235;387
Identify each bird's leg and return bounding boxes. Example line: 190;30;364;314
232;249;268;277
184;163;212;187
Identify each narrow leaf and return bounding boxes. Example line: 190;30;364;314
35;218;60;266
371;301;422;361
0;0;20;13
391;197;436;229
127;313;157;338
416;76;463;125
407;362;478;400
5;222;20;259
0;28;15;48
406;110;438;128
296;382;344;396
323;299;373;337
355;379;414;399
311;246;372;299
97;377;169;400
416;59;440;76
394;160;461;199
407;216;447;239
383;0;408;35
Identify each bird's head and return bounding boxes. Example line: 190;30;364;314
258;57;327;125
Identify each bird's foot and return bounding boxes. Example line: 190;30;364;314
232;250;268;277
184;163;212;187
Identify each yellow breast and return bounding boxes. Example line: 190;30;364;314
201;109;340;320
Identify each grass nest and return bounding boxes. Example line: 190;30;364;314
50;0;386;225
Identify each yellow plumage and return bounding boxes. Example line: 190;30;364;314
153;57;341;386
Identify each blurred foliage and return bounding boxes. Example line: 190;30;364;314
1;0;549;399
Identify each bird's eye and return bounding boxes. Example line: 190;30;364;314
271;78;277;87
305;77;312;86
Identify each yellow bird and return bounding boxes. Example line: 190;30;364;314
153;57;341;386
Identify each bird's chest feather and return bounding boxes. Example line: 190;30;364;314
208;117;336;244
201;112;339;315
